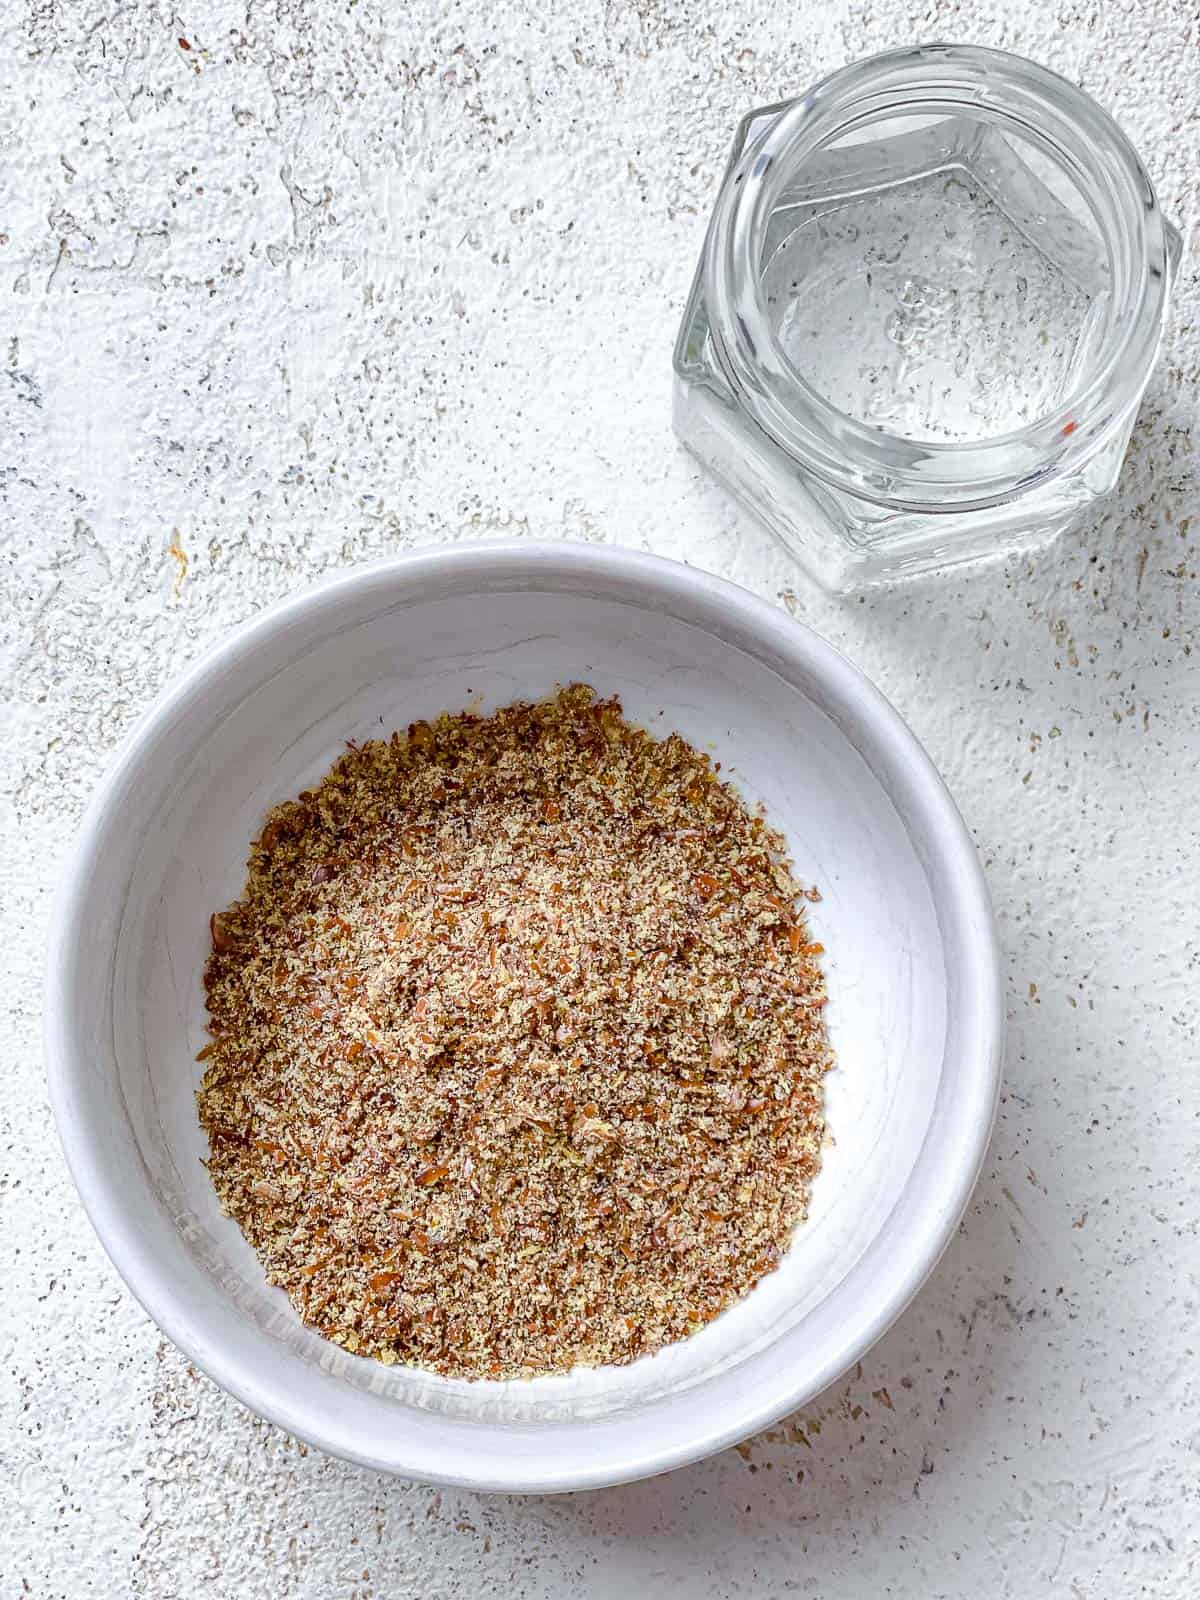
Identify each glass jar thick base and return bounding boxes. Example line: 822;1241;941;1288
673;363;1134;592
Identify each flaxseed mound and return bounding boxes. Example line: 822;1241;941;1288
198;685;833;1378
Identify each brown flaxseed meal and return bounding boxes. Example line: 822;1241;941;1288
197;685;833;1379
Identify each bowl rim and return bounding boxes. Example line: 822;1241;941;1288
45;539;1003;1491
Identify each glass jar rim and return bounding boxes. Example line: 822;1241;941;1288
704;43;1174;512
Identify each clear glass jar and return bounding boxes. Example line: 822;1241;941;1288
673;44;1180;591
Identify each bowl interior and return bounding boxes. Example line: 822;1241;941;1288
52;550;994;1487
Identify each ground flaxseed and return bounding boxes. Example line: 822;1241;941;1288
197;685;833;1379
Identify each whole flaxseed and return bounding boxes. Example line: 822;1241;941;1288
197;685;833;1379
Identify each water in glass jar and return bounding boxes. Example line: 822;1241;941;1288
760;119;1109;444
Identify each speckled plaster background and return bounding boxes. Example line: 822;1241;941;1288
2;1;1199;1595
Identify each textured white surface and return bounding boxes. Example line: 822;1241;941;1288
1;0;1197;1593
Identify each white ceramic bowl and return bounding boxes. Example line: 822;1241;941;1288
46;541;1001;1491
